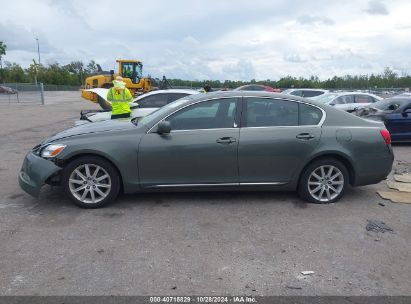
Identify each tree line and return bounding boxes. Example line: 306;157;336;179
2;61;411;90
1;60;100;86
168;67;411;90
0;39;410;89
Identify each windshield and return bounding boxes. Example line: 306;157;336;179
315;93;339;103
138;98;192;126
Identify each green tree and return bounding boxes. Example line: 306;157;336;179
4;62;28;83
85;60;98;74
0;41;6;83
64;61;85;85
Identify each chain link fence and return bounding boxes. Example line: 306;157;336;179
0;83;44;104
0;83;80;104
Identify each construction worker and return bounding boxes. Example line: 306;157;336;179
199;84;212;93
107;76;133;119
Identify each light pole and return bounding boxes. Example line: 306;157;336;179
35;38;41;65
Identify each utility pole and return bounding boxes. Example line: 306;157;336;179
35;38;41;65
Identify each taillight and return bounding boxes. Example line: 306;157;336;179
380;129;391;145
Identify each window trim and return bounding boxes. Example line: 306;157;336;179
147;97;242;133
147;96;326;133
241;96;326;128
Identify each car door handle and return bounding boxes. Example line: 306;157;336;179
296;133;315;140
216;137;236;144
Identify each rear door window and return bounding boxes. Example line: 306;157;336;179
245;98;298;127
355;95;373;103
334;95;355;104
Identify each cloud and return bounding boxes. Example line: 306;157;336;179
296;15;335;26
284;54;306;63
1;0;410;80
365;0;389;15
0;22;54;54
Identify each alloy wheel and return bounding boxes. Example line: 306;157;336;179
307;165;344;203
68;164;111;204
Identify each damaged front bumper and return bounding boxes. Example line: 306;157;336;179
18;152;62;197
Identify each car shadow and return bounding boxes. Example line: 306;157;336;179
115;190;309;209
28;185;373;211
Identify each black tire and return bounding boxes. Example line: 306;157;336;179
298;157;349;204
62;156;120;208
97;95;112;110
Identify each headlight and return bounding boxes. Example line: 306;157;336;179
41;144;66;158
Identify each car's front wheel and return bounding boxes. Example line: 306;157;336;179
62;156;120;208
298;158;349;204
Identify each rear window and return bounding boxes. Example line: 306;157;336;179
290;90;303;97
138;93;168;108
168;93;189;103
303;90;324;98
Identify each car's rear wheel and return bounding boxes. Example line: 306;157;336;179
298;158;348;204
62;156;120;208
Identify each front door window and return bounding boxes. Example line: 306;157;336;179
166;98;238;130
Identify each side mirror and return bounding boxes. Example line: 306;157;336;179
157;121;171;134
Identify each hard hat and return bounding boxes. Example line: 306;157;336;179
113;76;126;88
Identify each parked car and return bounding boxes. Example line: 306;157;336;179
0;86;18;94
282;88;328;98
19;92;393;208
315;92;383;112
235;84;281;93
80;89;199;123
355;96;411;142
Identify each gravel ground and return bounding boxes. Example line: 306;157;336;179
0;92;410;296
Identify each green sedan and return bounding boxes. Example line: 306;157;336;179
19;92;394;208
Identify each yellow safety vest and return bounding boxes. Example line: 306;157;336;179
107;87;133;115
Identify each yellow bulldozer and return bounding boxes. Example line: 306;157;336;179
81;59;154;109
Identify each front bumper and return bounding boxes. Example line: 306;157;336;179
18;152;62;197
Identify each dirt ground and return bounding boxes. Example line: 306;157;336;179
0;92;410;296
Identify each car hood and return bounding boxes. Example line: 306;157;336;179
86;107;158;122
44;120;138;143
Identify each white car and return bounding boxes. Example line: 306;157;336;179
80;89;199;123
314;92;383;112
281;88;329;98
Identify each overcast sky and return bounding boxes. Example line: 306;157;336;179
1;0;410;81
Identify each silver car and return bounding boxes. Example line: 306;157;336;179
315;92;382;112
81;89;199;123
282;88;329;98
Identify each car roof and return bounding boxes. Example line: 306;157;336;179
285;88;329;92
322;91;380;97
187;91;316;103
